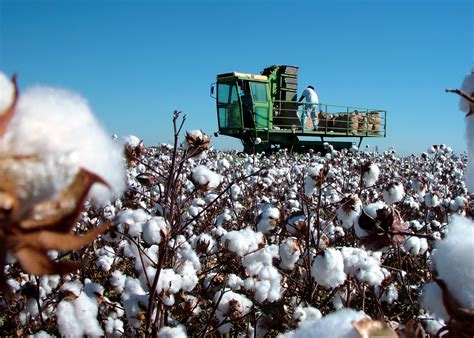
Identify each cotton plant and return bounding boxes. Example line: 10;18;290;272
0;72;125;287
421;215;474;337
2;101;472;336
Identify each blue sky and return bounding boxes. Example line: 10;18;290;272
0;0;472;155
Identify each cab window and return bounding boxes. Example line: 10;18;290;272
249;82;267;103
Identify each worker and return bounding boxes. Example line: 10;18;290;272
298;85;319;131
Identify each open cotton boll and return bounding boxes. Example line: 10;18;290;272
362;163;380;187
0;152;79;214
157;325;187;338
430;215;474;310
214;290;253;333
257;204;280;233
217;158;230;170
122;134;141;148
279;238;301;270
311;248;346;288
465;116;474;192
142;216;169;245
27;331;54;338
191;165;221;191
382;182;405;204
0;85;125;203
293;306;322;323
222;227;263;257
0;72;15;112
280;308;368;338
336;195;362;229
376;284;398;305
304;164;324;195
56;280;104;337
459;69;474;114
341;247;385;286
402;236;428;256
421;282;450;321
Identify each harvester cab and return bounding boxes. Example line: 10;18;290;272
211;65;387;153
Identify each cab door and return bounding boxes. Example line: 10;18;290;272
249;82;270;129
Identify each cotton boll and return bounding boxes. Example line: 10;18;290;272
336;195;362;229
110;270;126;293
402;236;428;256
57;281;104;337
222;227;263;257
362;163;380;187
311;248;346;288
341;247;385;286
382;182;405;204
0;153;80;216
191;165;221;191
459;69;474;114
280;308;367;338
279;238;301;270
424;192;441;208
176;261;198;292
0;72;15;112
157;325;187;338
95;246;115;272
257;204;280;234
293;306;322;323
104;317;124;338
0;85;125;202
421;282;450;321
122;134;141;148
227;274;244;291
418;314;445;335
214;290;253;333
304;164;324;195
27;331;54;338
465;116;474;192
430;215;474;310
217;158;230;171
376;284;398;305
142;216;168;245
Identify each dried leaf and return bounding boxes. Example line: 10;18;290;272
353;318;399;338
15;221;111;252
14;245;82;276
6;221;110;276
0;74;18;138
20;168;109;232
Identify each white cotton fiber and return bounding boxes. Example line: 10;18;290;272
280;308;367;338
191;165;221;190
421;282;450;321
222;227;263;257
311;248;346;288
459;69;474;114
0;84;125;203
466;116;474;192
430;215;474;309
362;163;380;187
0;72;15;112
382;182;405;204
157;325;187;338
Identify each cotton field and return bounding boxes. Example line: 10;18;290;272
1;71;474;338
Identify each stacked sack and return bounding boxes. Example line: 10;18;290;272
367;111;382;134
319;113;336;132
333;111;360;134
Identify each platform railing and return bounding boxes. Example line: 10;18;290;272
271;100;386;136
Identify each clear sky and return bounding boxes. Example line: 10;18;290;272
0;0;472;155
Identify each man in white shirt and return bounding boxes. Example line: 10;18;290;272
298;85;319;130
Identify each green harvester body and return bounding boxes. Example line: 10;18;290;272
212;65;386;153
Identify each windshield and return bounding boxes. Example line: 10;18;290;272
217;83;241;128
